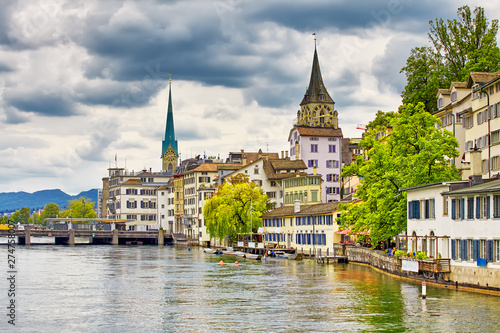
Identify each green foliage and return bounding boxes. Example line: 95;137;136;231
59;197;97;218
339;103;460;245
203;174;268;243
18;207;30;224
401;5;500;112
41;202;59;221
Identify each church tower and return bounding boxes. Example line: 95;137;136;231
296;40;338;129
162;76;178;174
289;38;343;203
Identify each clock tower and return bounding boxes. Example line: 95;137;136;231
162;76;178;174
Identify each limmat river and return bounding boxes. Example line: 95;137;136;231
1;245;500;332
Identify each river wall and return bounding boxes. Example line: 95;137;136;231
335;244;500;292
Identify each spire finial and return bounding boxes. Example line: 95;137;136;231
313;32;316;47
169;73;172;83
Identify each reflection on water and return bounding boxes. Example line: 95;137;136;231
1;245;499;332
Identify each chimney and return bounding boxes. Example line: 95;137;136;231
281;151;284;159
242;154;247;165
285;151;289;159
258;148;262;159
469;147;483;186
313;166;317;175
470;147;482;176
294;199;300;213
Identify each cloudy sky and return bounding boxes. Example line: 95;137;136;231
2;0;500;195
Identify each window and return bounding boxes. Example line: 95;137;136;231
465;115;474;129
308;160;318;167
437;97;444;109
329;145;336;153
495;240;500;262
451;198;465;220
492;130;500;145
480;239;487;259
451;91;457;102
254;166;259;174
443;196;448;216
266;192;276;198
310;137;319;141
326;174;339;182
311;144;318;153
326;160;338;168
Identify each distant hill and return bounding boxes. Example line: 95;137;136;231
0;189;99;213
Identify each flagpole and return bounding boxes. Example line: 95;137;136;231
250;197;253;236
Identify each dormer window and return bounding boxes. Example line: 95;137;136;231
451;91;457;102
437;97;444;109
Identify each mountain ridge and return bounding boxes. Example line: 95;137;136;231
0;189;99;213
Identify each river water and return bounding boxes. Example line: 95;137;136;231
1;245;499;332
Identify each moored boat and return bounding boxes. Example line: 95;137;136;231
235;251;246;258
245;253;262;260
204;248;220;254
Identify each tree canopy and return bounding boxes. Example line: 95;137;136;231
338;103;460;244
401;5;500;112
10;207;31;224
41;202;60;221
59;197;97;219
203;174;268;243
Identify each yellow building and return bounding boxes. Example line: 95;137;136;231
462;72;500;179
282;170;322;205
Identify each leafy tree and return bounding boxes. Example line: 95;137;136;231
32;212;43;225
401;6;500;113
59;197;97;219
41;203;59;221
18;207;31;224
1;216;9;224
339;103;460;245
203;174;268;243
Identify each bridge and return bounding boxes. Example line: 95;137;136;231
0;228;184;246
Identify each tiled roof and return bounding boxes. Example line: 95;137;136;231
442;178;500;196
437;88;450;96
191;163;221;172
467;72;500;88
262;159;308;181
217;164;243;170
269;159;307;170
450;81;467;89
262;202;340;218
122;179;142;185
243;152;280;164
288;126;343;141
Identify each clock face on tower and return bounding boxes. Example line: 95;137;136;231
164;148;176;162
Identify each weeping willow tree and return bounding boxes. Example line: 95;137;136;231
203;174;268;244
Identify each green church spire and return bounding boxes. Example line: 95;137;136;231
162;76;178;157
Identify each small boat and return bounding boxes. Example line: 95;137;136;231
235;251;246;258
222;246;236;255
283;252;298;260
245;253;262;260
203;248;220;254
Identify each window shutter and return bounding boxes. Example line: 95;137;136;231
462;239;467;259
487;196;491;219
425;200;429;219
477;112;481;125
473;240;480;260
461;198;465;220
451;199;456;220
451;239;456;260
476;197;480;219
487;240;494;262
